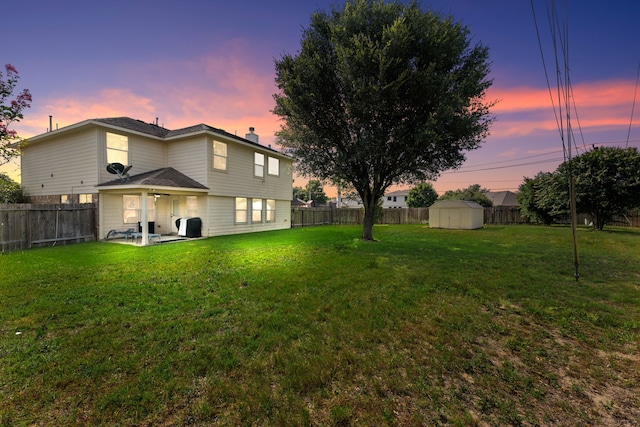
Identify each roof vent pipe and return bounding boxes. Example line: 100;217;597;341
49;115;52;132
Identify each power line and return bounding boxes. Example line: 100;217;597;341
627;60;640;148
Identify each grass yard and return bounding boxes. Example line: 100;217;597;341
1;225;639;426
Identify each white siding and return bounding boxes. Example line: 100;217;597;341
205;196;291;236
129;135;165;172
21;128;99;197
207;137;293;201
98;131;166;183
100;193;131;238
166;137;208;186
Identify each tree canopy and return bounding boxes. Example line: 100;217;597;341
518;147;640;229
406;182;438;208
517;172;556;225
293;180;329;205
439;184;493;207
1;64;32;165
0;173;28;203
273;0;493;240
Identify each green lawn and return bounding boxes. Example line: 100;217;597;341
1;225;639;426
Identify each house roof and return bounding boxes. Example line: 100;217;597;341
95;117;287;156
27;116;290;159
484;191;519;207
94;117;171;137
385;189;409;197
97;167;209;190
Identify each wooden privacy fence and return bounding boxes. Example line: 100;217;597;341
291;207;640;228
1;203;97;252
291;207;434;227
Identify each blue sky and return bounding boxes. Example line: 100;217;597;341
4;0;639;194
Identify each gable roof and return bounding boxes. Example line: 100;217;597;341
97;167;209;190
484;191;519;206
385;189;409;197
94;117;171;137
95;117;287;156
27;117;290;158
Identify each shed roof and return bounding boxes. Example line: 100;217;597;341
430;200;483;209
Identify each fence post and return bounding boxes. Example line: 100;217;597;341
25;204;32;249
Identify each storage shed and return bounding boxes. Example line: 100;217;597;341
429;200;484;229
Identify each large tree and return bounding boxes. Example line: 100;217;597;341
560;147;640;230
406;182;438;208
273;0;493;240
518;147;640;229
1;64;32;165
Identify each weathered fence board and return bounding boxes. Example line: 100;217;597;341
292;207;640;228
1;204;97;252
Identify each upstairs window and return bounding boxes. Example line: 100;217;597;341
213;140;227;171
268;157;279;176
254;153;264;177
107;132;128;164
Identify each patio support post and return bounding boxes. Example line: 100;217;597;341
140;190;149;245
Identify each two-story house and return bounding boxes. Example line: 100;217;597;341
20;117;293;245
382;190;409;209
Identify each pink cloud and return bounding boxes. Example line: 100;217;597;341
487;80;638;139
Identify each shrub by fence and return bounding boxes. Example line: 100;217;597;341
1;204;97;252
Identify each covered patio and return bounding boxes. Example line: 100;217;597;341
97;167;209;246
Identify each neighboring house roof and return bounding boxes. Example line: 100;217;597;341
385;189;409;197
97;167;209;190
484;191;519;207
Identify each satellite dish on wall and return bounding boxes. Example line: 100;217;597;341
106;162;132;181
107;163;124;174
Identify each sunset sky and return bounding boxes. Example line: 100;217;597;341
3;0;639;196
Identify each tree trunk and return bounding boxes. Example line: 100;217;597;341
362;205;376;241
361;190;378;241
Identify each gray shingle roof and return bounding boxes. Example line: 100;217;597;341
94;117;282;154
94;117;171;137
98;167;208;189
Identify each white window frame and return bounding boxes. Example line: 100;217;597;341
235;197;248;224
254;153;265;178
252;198;263;223
123;195;156;224
107;132;129;165
266;199;276;222
187;196;198;217
213;140;227;171
123;195;140;224
268;157;279;176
